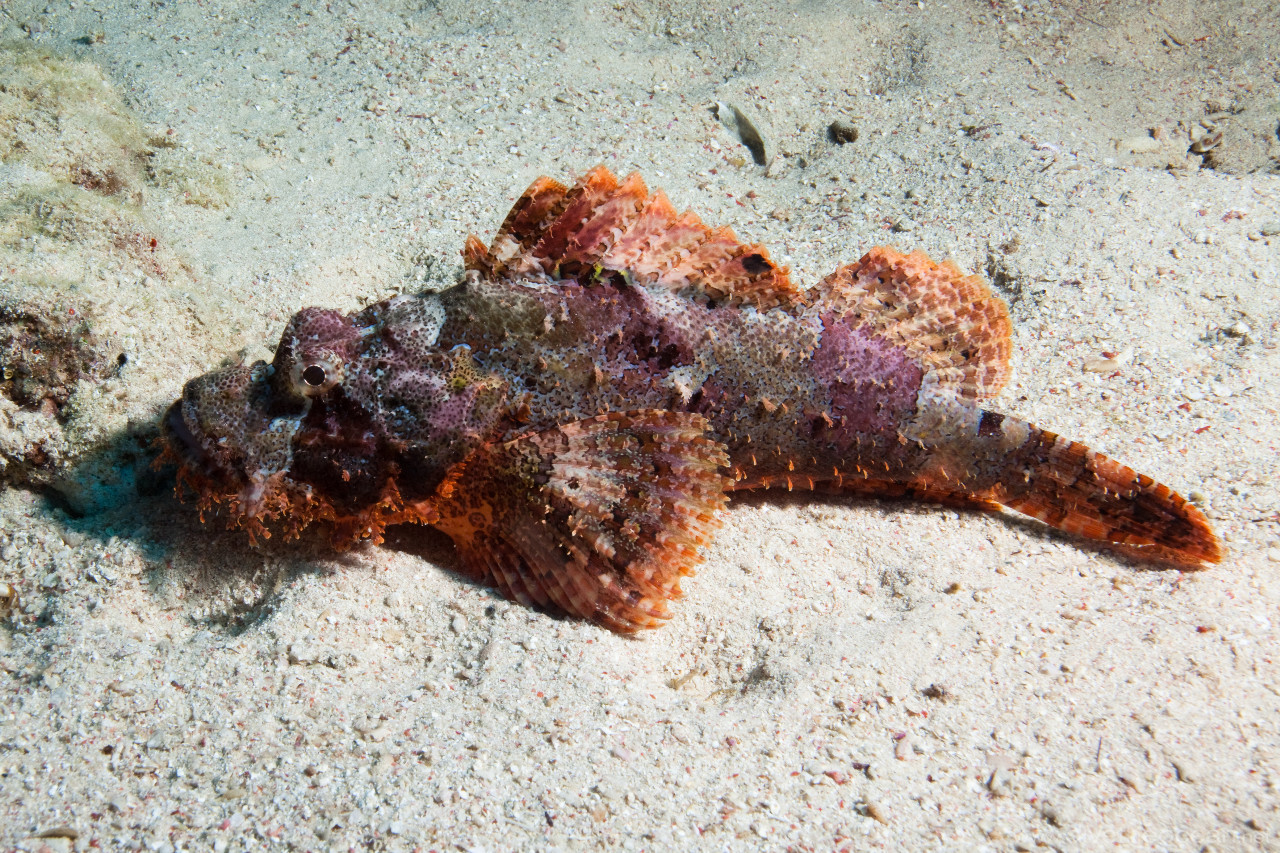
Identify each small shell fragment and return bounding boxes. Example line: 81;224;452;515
1225;321;1251;338
1190;130;1223;154
1082;356;1119;373
714;102;771;166
1082;347;1132;373
862;801;889;824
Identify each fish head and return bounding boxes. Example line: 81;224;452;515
161;293;505;545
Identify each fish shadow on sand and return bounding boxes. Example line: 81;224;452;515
729;487;1204;575
38;428;348;633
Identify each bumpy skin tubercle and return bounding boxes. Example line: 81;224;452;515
161;166;1221;632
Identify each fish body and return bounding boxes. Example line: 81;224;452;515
162;167;1221;631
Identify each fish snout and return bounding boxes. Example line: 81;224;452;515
160;365;263;480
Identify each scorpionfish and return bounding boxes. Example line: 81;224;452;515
161;167;1221;632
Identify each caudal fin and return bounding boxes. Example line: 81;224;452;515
974;416;1221;565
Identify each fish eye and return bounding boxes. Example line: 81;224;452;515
302;364;327;387
291;355;343;396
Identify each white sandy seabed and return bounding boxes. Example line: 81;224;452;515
0;1;1278;850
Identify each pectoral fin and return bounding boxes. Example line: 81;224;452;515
430;410;730;632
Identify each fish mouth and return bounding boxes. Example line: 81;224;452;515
159;394;275;533
160;396;237;488
163;400;205;466
160;365;261;481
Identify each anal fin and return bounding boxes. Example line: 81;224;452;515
429;411;730;632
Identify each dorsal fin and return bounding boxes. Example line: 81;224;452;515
464;166;801;310
464;175;571;277
818;247;1013;401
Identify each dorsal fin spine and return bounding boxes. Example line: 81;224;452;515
472;166;798;310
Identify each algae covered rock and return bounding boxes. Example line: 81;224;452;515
0;297;123;419
0;43;234;514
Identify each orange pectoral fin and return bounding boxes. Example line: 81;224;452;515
430;410;731;633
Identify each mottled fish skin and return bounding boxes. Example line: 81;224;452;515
160;167;1221;632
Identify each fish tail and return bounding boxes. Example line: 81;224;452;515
960;412;1221;565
